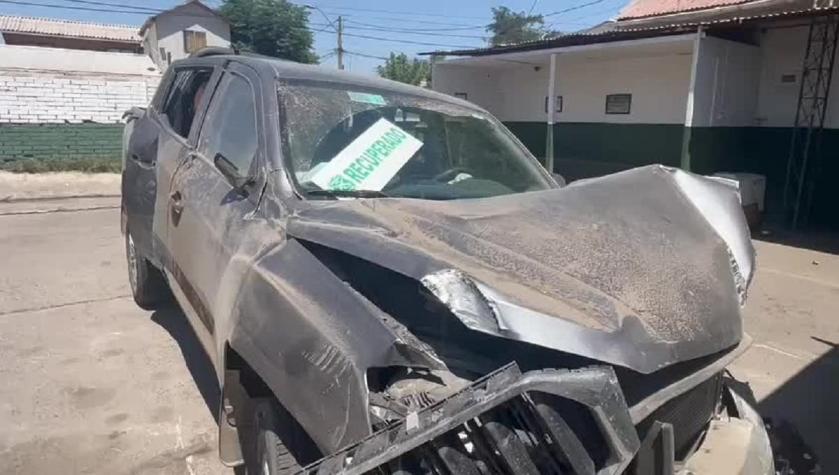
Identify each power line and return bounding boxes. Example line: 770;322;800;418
340;31;475;49
559;0;627;22
343;19;486;32
311;22;487;40
544;0;608;17
546;0;626;29
313;1;611;27
309;21;482;49
301;3;486;21
317;11;485;28
0;0;156;14
311;23;333;33
50;0;161;12
303;4;337;32
344;50;389;61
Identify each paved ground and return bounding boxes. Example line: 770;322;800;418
729;239;839;473
0;197;836;474
0;198;231;474
0;171;120;202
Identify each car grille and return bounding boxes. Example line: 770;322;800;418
639;372;724;458
301;364;640;475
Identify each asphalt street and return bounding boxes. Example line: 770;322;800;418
0;197;836;474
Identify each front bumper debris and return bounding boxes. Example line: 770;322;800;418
300;364;775;475
301;363;640;474
680;387;775;475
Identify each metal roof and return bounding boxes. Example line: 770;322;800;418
421;2;839;57
618;0;756;20
0;15;140;43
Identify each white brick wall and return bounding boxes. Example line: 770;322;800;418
0;69;160;124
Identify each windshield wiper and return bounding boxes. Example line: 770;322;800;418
305;189;390;199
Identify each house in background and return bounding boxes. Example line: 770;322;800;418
0;17;158;166
428;0;839;229
140;0;231;70
0;0;230;168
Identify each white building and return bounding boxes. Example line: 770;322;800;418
140;0;231;70
0;0;229;168
429;0;839;228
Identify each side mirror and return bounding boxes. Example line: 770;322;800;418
214;153;252;191
552;172;567;187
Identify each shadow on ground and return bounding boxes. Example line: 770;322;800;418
758;338;839;474
151;304;220;424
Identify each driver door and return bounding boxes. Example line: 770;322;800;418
165;64;265;356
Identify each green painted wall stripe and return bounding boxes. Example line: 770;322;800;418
503;120;839;228
504;121;684;180
0;124;123;163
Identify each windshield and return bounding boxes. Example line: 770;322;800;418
278;82;553;200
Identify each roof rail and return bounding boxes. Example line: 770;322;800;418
190;47;239;58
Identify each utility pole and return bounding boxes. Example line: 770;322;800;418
337;16;344;70
304;5;344;71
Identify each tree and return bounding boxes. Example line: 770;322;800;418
377;53;431;86
486;6;548;46
219;0;317;64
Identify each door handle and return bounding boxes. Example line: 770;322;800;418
130;153;156;168
170;190;184;220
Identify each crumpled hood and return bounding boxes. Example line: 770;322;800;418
287;165;755;373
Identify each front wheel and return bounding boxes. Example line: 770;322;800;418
251;399;305;475
125;230;169;310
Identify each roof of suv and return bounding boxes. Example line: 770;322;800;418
201;53;478;111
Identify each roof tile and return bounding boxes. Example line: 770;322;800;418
0;15;140;42
618;0;756;20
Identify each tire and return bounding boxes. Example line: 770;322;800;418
125;229;168;310
251;398;304;475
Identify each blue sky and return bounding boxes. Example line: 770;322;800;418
0;0;630;73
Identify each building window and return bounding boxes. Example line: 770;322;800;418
183;30;207;54
605;94;631;114
454;92;468;100
544;95;563;113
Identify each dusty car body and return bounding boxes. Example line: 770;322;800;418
121;50;773;474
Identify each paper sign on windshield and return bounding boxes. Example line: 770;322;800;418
307;118;423;192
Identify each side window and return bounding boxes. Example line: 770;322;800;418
160;68;213;139
198;74;258;177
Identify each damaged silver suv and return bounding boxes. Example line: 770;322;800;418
121;50;773;474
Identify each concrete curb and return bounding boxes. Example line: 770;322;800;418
0;204;120;217
0;195;121;217
0;193;121;203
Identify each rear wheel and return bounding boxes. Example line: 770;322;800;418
250;399;305;475
125;230;168;310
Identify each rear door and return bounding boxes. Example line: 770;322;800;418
165;63;265;349
121;69;174;263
